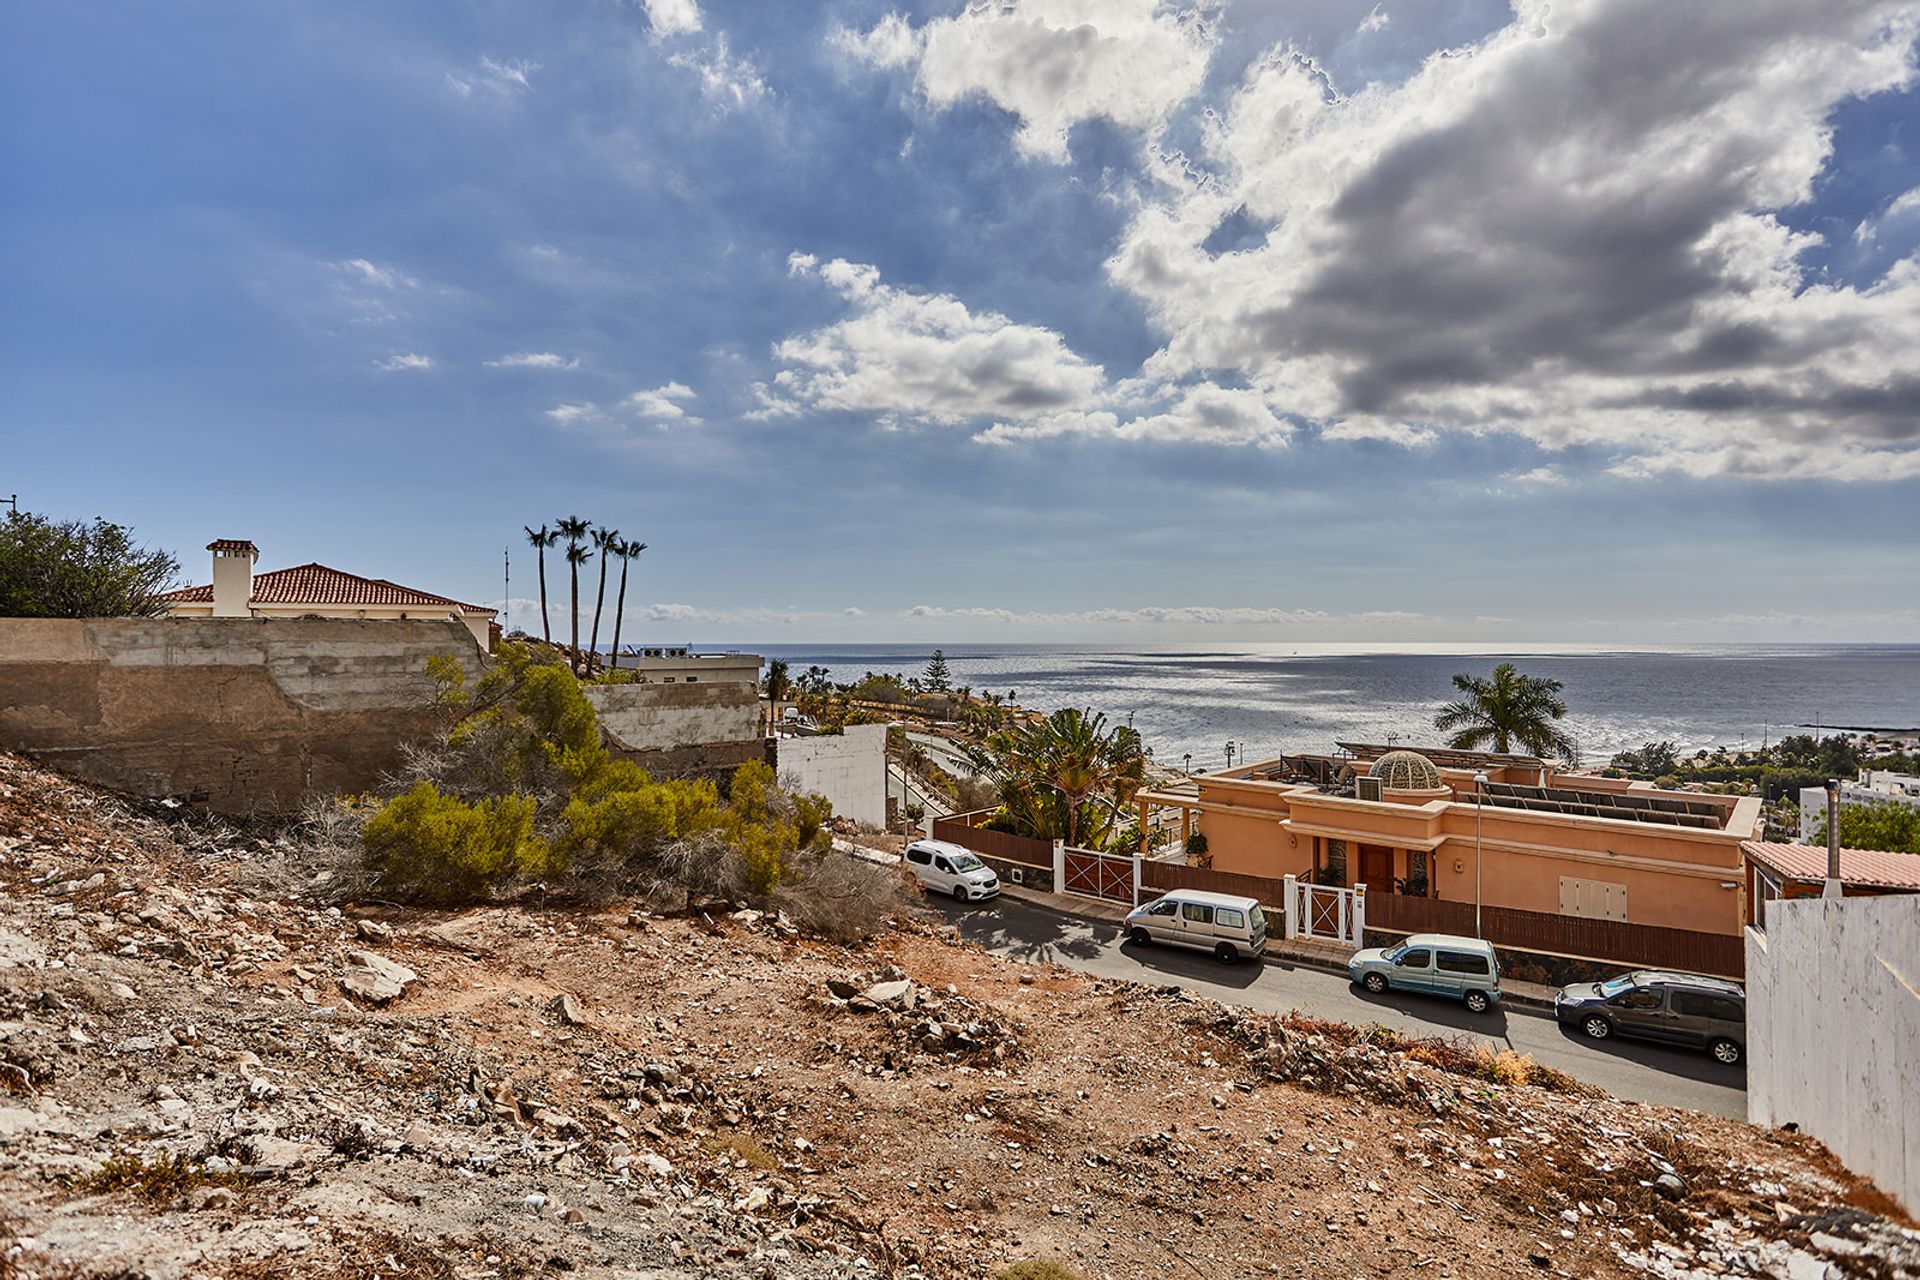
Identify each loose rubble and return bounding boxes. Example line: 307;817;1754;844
0;750;1915;1279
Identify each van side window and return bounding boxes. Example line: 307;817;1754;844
1673;992;1743;1021
934;857;952;873
1215;908;1244;929
1396;948;1431;968
1147;900;1178;917
1437;950;1490;975
1612;988;1663;1010
1181;903;1213;924
907;847;931;866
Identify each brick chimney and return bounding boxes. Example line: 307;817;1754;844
208;539;258;617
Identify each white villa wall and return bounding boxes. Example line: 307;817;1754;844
1746;894;1920;1214
775;724;888;828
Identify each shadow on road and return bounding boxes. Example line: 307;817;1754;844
1114;938;1263;990
933;898;1108;963
1552;1019;1748;1087
1342;982;1512;1037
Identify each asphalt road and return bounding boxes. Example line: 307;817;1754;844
935;893;1750;1119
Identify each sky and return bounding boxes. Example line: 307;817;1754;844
4;0;1920;646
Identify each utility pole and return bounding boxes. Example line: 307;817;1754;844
503;546;510;635
1;494;15;515
1474;772;1489;938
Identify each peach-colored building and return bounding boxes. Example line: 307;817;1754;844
160;540;496;649
1137;743;1763;937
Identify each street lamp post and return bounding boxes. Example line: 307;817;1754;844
1473;772;1489;938
1182;753;1191;775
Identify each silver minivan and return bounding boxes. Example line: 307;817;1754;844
1123;890;1268;965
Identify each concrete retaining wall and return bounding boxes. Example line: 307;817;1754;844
774;724;887;827
585;682;767;780
1746;895;1920;1214
0;616;482;814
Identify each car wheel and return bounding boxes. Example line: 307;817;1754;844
951;885;968;902
1362;972;1388;994
1213;942;1238;965
1128;926;1152;946
1582;1014;1612;1041
1709;1037;1743;1066
1464;990;1491;1014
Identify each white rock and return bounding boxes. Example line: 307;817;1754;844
338;950;418;1003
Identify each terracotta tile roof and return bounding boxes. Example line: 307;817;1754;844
160;562;494;615
1742;840;1920;890
205;539;259;554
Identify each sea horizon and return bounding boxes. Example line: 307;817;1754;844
694;640;1920;772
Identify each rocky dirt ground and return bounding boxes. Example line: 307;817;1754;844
1;751;1917;1280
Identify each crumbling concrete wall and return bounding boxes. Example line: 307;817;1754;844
1746;894;1920;1215
774;724;887;827
584;682;767;780
0;617;481;814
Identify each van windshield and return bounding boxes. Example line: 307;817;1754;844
1598;975;1638;997
950;852;984;872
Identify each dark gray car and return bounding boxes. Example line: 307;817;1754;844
1553;970;1746;1065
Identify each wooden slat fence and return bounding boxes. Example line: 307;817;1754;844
1364;894;1745;978
930;811;1053;868
1140;861;1290;909
1136;862;1744;978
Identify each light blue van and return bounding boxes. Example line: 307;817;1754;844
1347;933;1501;1014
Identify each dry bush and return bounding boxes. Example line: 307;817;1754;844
999;1261;1085;1280
700;1133;776;1170
775;847;911;942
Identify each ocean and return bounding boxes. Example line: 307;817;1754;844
741;643;1920;772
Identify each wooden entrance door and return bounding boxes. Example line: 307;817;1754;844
1357;844;1395;894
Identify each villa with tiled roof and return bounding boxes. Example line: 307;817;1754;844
159;540;495;647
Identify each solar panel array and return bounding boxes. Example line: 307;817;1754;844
1468;781;1725;829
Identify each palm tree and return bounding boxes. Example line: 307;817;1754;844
521;525;558;645
983;708;1146;848
1433;662;1578;762
588;525;619;669
554;516;590;670
606;538;647;670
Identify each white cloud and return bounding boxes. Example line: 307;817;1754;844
763;255;1108;424
645;0;703;39
844;0;1217;161
544;383;700;431
334;258;416;291
623;381;700;423
1102;0;1920;480
844;606;866;617
1357;5;1390;35
375;353;433;371
485;352;581;370
1502;466;1569;486
545;402;601;425
668;34;770;111
833;13;921;69
446;56;538;97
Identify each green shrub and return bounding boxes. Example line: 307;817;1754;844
362;782;552;905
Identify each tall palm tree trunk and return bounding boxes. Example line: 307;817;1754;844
569;563;580;670
535;548;550;644
588;533;615;671
608;542;632;671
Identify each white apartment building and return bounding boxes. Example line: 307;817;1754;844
1799;769;1920;843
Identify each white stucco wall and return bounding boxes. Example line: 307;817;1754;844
1746;894;1920;1214
775;723;887;828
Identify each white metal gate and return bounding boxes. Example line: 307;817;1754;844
1284;876;1366;949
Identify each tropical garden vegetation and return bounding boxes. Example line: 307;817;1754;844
962;707;1147;850
0;510;180;618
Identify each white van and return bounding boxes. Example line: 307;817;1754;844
1123;890;1268;964
902;840;1001;903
